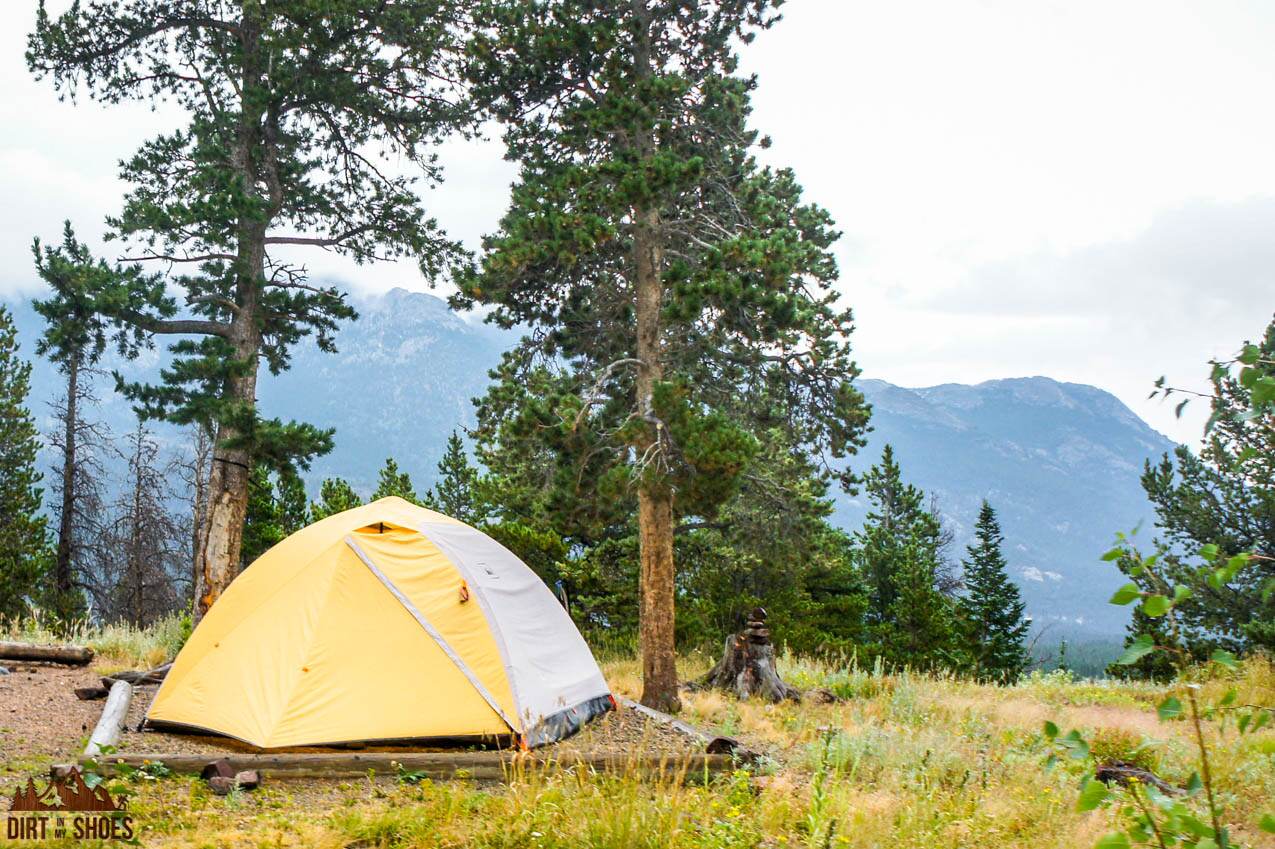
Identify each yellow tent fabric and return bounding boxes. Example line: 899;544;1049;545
147;497;612;749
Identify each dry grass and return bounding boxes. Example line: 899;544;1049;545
6;645;1273;848
0;609;188;670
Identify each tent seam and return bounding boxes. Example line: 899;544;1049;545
412;521;527;729
343;536;519;735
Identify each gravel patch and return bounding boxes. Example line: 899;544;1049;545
0;662;105;789
118;686;698;760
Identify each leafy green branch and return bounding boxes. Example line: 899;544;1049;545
1042;537;1273;849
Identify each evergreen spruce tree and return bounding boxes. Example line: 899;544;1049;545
423;431;484;523
855;445;958;668
960;501;1029;681
856;446;942;624
275;472;309;535
241;465;284;567
885;540;956;670
28;1;475;618
373;458;419;505
310;477;363;521
462;0;869;709
0;306;49;621
1138;315;1275;655
32;223;126;623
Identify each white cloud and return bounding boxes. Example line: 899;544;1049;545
5;0;1274;444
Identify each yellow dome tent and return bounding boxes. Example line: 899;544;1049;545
146;497;613;749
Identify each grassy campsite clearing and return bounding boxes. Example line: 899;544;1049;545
1;618;1272;848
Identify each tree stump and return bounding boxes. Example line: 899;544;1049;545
694;608;800;702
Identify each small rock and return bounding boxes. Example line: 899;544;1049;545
207;776;236;796
0;666;8;675
201;758;234;781
233;770;260;791
808;688;844;704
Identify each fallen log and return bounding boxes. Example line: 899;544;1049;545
84;681;133;757
1095;761;1183;796
102;662;172;687
619;696;755;760
691;607;800;703
0;641;93;666
75;686;109;701
59;751;737;783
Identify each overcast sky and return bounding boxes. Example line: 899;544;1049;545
3;1;1272;444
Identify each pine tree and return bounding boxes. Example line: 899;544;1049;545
310;477;363;521
241;465;284;567
0;306;48;620
1139;315;1275;655
32;223;122;623
275;472;309;535
856;445;942;624
29;1;475;619
423;431;484;523
461;0;869;710
373;459;419;505
855;445;959;668
885;540;956;670
960;501;1029;682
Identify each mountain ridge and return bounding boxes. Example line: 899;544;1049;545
10;287;1177;636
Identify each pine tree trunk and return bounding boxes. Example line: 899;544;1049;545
192;308;259;621
633;197;680;711
53;354;78;620
629;0;680;713
193;16;267;622
638;486;680;711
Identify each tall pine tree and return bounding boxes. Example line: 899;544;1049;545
855;445;958;669
311;477;363;521
0;306;49;621
32;223;126;623
1139;315;1275;654
960;501;1029;682
462;0;868;710
424;431;484;523
373;458;420;504
28;1;475;619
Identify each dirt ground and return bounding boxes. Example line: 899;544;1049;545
0;662;106;787
0;660;698;792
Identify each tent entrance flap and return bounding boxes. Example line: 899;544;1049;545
343;535;518;734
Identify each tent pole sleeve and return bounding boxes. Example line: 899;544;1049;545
412;522;526;728
343;536;520;735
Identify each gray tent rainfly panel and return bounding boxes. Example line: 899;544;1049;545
414;521;613;743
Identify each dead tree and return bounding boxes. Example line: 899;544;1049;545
694;607;800;702
43;364;110;623
90;422;187;626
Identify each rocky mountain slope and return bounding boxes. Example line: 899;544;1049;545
11;288;1177;636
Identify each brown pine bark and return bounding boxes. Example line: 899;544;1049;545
192;309;259;620
193;13;267;621
629;0;680;712
633;195;680;711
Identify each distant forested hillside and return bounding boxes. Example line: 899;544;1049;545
12;288;1175;637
